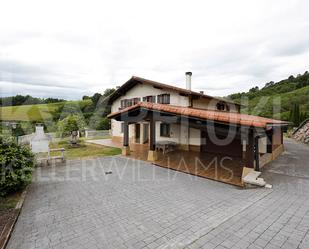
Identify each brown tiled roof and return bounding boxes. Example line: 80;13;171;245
107;76;241;106
108;102;290;128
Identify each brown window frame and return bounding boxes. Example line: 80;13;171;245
143;95;156;103
216;102;226;111
120;97;141;109
160;123;170;137
157;94;170;104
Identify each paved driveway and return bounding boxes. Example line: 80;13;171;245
7;139;309;249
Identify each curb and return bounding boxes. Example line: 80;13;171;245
0;187;28;249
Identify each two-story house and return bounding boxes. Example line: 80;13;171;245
107;73;289;175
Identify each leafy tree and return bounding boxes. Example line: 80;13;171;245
289;103;301;127
57;115;86;137
0;136;35;196
227;70;309;121
89;116;110;130
0;95;65;107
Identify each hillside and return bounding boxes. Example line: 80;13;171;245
228;72;309;122
0;102;62;122
0;100;91;122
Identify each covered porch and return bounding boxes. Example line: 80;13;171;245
88;139;244;186
107;102;289;187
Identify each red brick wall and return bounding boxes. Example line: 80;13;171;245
272;127;283;151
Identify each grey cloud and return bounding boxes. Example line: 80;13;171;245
0;59;90;90
263;24;309;57
268;38;309;57
0;31;42;46
0;81;91;99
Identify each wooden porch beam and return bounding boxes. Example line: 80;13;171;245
245;130;255;168
147;114;158;161
122;122;130;156
123;122;129;146
149;115;156;151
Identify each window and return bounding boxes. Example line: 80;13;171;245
120;122;124;133
120;97;141;109
143;95;156;103
133;97;140;105
160;123;170;137
120;99;126;109
157;94;170;104
216;102;226;111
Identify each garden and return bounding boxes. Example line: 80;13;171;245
0;136;35;248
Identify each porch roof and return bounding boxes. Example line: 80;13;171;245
108;102;290;129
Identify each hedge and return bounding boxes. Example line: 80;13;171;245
0;136;35;196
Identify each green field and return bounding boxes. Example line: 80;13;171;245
0;102;63;122
0;100;92;122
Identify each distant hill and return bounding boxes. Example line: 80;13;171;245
0;95;65;107
228;71;309;123
0;102;74;122
0;89;116;133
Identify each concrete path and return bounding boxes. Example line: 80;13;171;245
7;139;309;249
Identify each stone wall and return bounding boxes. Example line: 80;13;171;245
293;118;309;144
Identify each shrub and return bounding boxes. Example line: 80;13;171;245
57;114;86;137
0;136;35;196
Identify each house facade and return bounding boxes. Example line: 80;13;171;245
108;73;288;172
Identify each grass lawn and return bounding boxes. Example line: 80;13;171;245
0;102;62;122
0;193;20;211
49;140;121;160
0;100;91;122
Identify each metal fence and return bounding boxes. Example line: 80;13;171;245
85;130;110;138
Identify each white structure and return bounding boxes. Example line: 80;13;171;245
30;125;50;153
108;74;242;153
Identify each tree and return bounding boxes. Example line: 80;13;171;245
289;103;301;127
249;86;259;93
264;81;274;88
91;93;103;106
0;136;35;196
89;116;110;130
57;115;86;137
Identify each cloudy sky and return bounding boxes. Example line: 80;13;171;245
0;0;309;99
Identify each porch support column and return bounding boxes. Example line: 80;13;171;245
245;129;255;168
147;115;158;161
140;123;144;144
122;122;130;156
254;135;260;171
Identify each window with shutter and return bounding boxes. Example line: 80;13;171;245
143;95;156;103
160;123;170;137
157;94;170;104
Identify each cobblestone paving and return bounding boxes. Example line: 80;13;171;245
7;139;309;249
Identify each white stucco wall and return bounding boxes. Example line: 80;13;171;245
192;98;239;113
110;82;232;146
111;83;190;138
156;122;180;143
189;128;201;146
111;83;189;113
192;98;217;110
259;136;267;154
